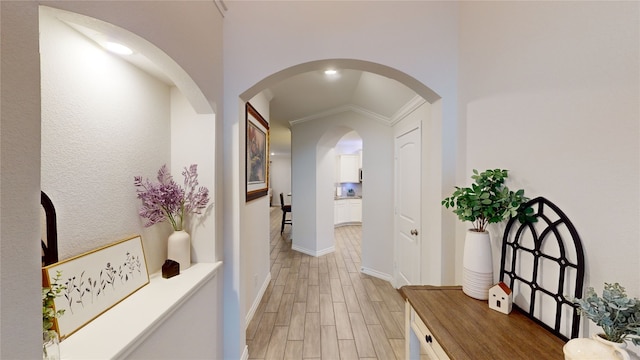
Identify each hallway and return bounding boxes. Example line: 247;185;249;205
246;208;406;359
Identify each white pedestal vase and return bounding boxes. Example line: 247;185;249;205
462;230;493;300
168;230;191;271
592;334;630;360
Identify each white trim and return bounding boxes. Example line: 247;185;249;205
316;245;336;257
291;244;336;257
289;104;384;126
334;221;362;227
240;345;249;360
289;104;390;126
288;96;426;128
214;0;227;17
245;272;272;327
390;95;426;125
361;266;393;282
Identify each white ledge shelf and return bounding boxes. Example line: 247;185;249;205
60;261;222;360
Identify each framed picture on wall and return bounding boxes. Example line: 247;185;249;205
246;102;269;201
42;235;149;340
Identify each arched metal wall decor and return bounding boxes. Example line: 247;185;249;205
41;191;58;266
499;197;585;341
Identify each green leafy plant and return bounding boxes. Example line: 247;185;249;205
573;283;640;345
43;271;65;339
441;169;533;232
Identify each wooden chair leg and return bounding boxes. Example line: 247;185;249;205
281;211;286;234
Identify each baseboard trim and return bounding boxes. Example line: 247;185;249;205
245;272;271;327
316;245;335;257
361;266;392;282
292;244;335;257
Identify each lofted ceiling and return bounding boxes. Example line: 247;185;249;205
265;69;420;156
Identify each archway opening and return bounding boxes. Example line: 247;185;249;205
332;129;363;261
237;61;449;343
240;59;444;280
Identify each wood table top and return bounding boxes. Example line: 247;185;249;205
400;285;566;360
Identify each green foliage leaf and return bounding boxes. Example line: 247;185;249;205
43;271;66;333
573;283;640;344
441;168;532;232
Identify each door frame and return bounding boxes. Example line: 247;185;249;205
393;120;422;288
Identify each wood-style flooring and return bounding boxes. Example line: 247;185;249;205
246;208;406;360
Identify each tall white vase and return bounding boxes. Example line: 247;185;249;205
168;230;191;271
462;230;493;300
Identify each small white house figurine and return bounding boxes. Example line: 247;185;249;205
489;282;513;314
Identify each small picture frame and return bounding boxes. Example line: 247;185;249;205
246;102;269;201
42;235;149;340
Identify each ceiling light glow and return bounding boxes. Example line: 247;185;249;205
104;41;133;55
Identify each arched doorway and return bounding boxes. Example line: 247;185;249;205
235;59;449;359
240;60;441;279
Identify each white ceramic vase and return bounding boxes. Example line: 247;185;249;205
168;230;191;271
462;230;493;300
592;334;630;360
564;337;630;360
43;331;60;360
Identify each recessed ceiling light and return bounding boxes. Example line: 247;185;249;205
324;69;338;76
103;41;133;55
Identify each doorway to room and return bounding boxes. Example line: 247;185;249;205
332;129;363;261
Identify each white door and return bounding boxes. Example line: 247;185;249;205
395;125;421;287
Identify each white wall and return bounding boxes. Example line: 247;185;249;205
40;9;171;272
316;140;339;254
270;155;291;207
459;0;640;345
392;101;453;286
0;2;223;358
0;3;42;358
170;89;217;265
242;93;272;326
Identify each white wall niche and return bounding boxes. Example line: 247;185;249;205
40;6;216;273
39;6;220;358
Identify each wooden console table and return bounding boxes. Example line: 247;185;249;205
400;286;566;359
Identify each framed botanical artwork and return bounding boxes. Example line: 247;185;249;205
42;235;149;340
246;102;269;201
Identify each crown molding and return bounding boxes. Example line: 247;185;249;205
389;95;426;126
214;0;227;17
288;95;424;128
289;104;391;127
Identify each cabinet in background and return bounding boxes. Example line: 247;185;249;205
334;198;362;226
348;199;362;222
338;154;360;183
334;199;348;224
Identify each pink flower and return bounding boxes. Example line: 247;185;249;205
134;164;210;231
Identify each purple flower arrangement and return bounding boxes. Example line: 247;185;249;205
134;164;210;231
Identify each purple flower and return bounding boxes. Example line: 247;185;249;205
134;164;210;231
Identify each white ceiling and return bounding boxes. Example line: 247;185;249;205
64;17;421;157
265;69;420;156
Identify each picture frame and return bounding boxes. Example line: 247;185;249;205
42;235;149;340
246;102;269;201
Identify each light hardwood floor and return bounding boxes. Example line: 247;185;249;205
246;208;406;360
